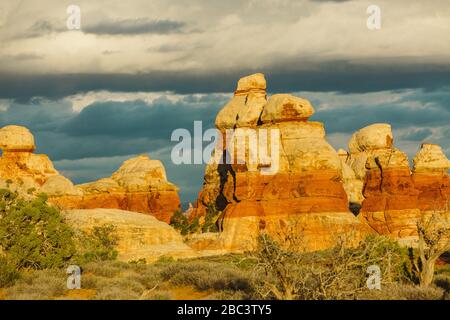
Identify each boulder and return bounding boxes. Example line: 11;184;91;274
0;125;60;194
63;209;198;262
40;175;83;196
0;125;35;152
348;123;393;153
260;94;314;123
215;73;267;129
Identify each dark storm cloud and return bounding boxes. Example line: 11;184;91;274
0;95;227;160
312;101;449;134
2;61;450;102
83;18;186;35
1;87;448;203
61;96;223;138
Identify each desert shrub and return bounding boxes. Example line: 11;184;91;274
94;277;146;300
170;211;201;235
72;224;119;264
0;256;20;287
170;205;221;235
5;269;66;300
251;233;412;300
0;189;120;271
129;258;147;265
349;234;412;284
434;275;450;295
0;190;76;270
410;212;450;287
133;272;161;290
81;260;126;278
78;274;99;290
80;261;162;293
202;204;220;233
154;255;175;265
160;261;253;293
356;283;445;300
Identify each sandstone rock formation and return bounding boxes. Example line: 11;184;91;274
0;125;72;195
0;125;181;223
412;143;450;213
343;125;449;240
191;73;372;252
63;209;198;262
49;155;181;223
338;148;364;207
346;123;394;190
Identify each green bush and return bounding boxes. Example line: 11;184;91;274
0;189;119;274
351;234;412;284
72;224;119;264
202;204;220;233
170;211;200;235
0;256;20;287
0;190;76;270
170;206;220;235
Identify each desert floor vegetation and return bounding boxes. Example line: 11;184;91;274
0;189;448;300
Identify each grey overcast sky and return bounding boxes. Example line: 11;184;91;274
0;0;449;204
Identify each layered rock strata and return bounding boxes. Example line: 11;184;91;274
64;209;198;262
191;73;371;252
0;125;181;223
50;155;180;223
344;125;449;240
412;143;450;213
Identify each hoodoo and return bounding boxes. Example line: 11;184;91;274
190;73;371;252
343;125;449;240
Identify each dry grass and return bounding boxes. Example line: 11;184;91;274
1;249;448;300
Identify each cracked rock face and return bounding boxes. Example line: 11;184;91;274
343;123;421;238
346;126;449;241
412;144;450;213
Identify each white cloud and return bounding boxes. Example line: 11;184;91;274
1;0;449;74
0;99;11;111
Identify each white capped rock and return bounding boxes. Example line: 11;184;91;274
261;94;314;123
0;125;35;152
413;143;450;172
348;123;393;153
